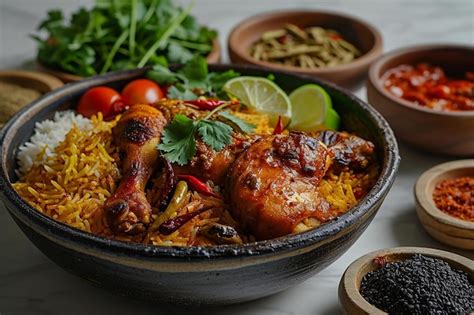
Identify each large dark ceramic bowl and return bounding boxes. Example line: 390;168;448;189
0;65;399;305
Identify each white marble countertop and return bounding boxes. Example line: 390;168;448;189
0;0;473;314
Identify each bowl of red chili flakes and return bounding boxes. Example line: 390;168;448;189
367;44;474;156
415;159;474;250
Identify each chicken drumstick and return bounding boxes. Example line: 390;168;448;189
104;105;167;234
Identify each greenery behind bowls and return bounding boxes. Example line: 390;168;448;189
0;65;399;304
33;0;218;78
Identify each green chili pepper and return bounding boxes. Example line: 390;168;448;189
150;181;188;231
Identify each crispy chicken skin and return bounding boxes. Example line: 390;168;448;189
104;105;167;234
315;130;376;172
226;132;330;240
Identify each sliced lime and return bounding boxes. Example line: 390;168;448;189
223;76;292;124
289;84;339;131
324;108;340;130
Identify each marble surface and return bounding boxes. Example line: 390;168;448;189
0;0;473;314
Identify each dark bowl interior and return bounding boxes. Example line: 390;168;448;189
0;65;399;304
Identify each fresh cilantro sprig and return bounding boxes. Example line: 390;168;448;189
146;55;239;100
158;103;255;165
32;0;217;77
218;111;256;134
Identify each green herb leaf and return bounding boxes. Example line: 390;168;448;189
208;70;240;92
146;64;179;85
218;111;256;134
178;55;208;89
167;85;198;100
33;1;217;76
146;56;240;100
167;42;194;64
157;104;241;165
158;114;197;165
197;120;233;151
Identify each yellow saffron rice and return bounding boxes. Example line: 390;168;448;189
13;111;376;246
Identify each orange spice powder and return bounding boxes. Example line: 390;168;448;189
432;176;474;222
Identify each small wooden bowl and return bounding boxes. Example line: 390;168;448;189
0;70;64;93
37;39;221;83
415;160;474;250
228;10;383;89
339;247;474;315
367;44;474;156
0;70;64;128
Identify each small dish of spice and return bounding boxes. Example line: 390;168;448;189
0;70;63;128
367;44;474;156
249;23;361;69
339;247;474;315
382;63;473;111
228;10;383;88
415;159;474;250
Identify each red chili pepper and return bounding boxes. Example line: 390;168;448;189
272;115;284;135
278;35;288;44
373;255;389;268
329;34;342;41
159;205;212;235
184;99;227;110
177;175;222;199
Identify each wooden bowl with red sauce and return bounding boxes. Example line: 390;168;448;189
367;44;474;156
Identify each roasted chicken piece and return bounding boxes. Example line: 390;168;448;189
173;134;255;186
104;105;167;234
315;130;376;172
226;132;330;240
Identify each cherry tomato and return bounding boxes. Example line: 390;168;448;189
121;79;164;106
77;86;125;118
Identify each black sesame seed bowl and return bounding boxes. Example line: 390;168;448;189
339;247;474;315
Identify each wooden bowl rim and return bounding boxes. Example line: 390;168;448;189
228;9;383;74
415;159;474;230
36;38;221;82
340;246;474;314
0;70;64;91
368;44;474;118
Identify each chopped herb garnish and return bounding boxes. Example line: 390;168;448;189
158;103;254;165
146;56;239;100
218;111;256;134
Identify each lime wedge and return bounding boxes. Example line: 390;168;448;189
325;108;340;130
223;76;292;124
289;84;339;131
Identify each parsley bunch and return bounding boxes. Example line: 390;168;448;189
33;0;217;76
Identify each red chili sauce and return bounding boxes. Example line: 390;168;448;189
382;63;474;111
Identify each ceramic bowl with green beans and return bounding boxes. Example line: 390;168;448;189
228;10;383;88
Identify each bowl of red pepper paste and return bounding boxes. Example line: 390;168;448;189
367;44;474;156
415;159;474;250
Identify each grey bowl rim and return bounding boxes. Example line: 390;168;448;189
0;64;400;260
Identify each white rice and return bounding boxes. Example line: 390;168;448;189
16;111;92;175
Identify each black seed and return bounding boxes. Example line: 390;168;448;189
359;254;474;314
